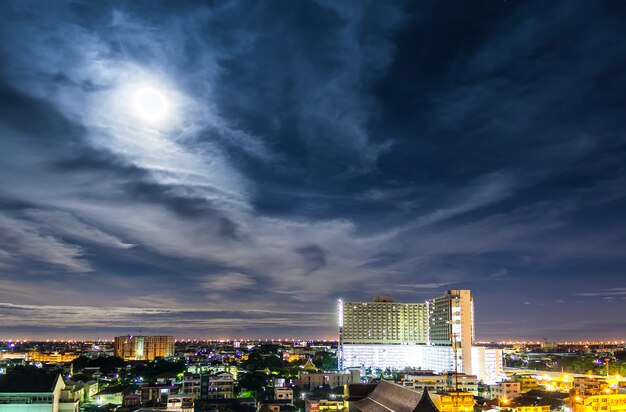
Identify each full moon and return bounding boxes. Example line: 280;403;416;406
132;87;169;123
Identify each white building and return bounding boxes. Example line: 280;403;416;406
338;290;503;379
167;395;194;412
339;296;429;344
341;344;423;371
181;374;201;398
273;387;293;402
471;346;504;385
0;374;66;412
399;372;479;395
297;370;359;390
428;290;474;374
490;381;520;401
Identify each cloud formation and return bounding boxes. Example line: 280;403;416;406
0;0;626;339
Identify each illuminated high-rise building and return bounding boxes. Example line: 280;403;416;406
428;289;475;375
340;296;428;344
338;290;501;382
114;335;174;360
338;296;428;370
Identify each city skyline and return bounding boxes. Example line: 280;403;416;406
1;1;626;340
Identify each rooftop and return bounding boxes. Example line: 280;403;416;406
353;381;440;412
0;372;62;393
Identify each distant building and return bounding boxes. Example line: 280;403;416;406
81;381;99;402
140;384;174;406
304;398;345;412
181;373;201;398
573;394;626;412
429;392;475;412
510;375;539;393
113;335;174;360
195;398;256;412
297;370;360;390
515;406;550;412
28;352;79;364
200;372;234;399
259;402;296;412
122;393;140;408
398;372;479;395
92;385;131;406
471;347;504;385
167;394;194;412
274;387;293;402
490;381;520;401
58;385;80;412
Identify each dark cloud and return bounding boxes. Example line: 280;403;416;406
0;85;84;145
294;244;327;275
0;0;625;339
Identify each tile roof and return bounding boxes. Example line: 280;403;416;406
414;389;440;412
353;381;440;412
345;383;378;401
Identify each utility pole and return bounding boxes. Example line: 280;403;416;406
451;332;459;412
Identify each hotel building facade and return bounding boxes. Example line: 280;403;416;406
338;290;503;384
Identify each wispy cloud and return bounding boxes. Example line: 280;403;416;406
203;273;257;292
0;0;626;338
0;212;91;272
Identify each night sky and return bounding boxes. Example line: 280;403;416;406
1;1;626;341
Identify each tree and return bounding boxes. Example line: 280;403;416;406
236;371;269;395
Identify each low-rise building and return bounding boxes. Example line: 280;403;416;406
399;373;478;396
510;376;539;393
572;393;626;412
58;386;80;412
93;385;131;406
122;393;140;408
210;365;239;381
167;394;194;412
81;381;98;402
0;373;66;412
515;406;549;412
200;372;234;400
28;353;79;364
182;374;201;398
258;402;297;412
430;391;475;412
140;384;174;406
491;382;521;401
274;388;293;403
304;398;345;412
573;377;606;396
298;371;359;390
